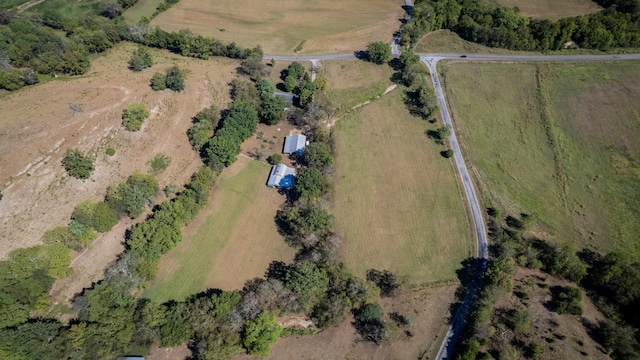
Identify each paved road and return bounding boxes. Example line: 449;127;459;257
423;56;489;360
265;52;640;62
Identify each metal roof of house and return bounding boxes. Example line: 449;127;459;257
283;134;307;154
267;164;296;188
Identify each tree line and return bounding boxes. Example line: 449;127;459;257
0;8;260;91
402;0;640;51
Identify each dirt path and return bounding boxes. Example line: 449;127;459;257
16;0;46;13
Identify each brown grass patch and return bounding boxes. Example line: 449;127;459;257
234;285;458;360
486;0;601;20
149;0;405;54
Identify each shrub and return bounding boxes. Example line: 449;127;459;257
552;286;582;315
151;72;166;90
366;41;391;64
122;103;149;131
105;147;116;156
165;65;184;91
267;154;282;165
92;201;118;232
128;46;153;71
149;153;171;174
62;149;95;179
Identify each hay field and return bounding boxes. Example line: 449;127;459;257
486;0;601;20
149;0;405;54
444;61;640;256
0;42;239;261
122;0;164;21
332;91;472;285
144;157;295;302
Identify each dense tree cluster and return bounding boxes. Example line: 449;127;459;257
403;0;640;51
187;105;220;151
280;62;316;108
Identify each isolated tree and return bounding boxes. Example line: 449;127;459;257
267;154;282;165
128;46;153;71
243;311;281;356
165;65;185;91
150;72;166;90
284;62;306;80
366;41;391;64
62;149;95;179
122;103;149;131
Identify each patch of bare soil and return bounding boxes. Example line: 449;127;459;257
235;284;458;360
488;267;609;359
0;43;240;305
147;344;192;360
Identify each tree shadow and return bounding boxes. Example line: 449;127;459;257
354;50;368;61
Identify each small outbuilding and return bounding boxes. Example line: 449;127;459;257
283;134;307;155
267;164;296;189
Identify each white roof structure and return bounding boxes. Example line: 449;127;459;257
283;134;307;154
267;164;296;188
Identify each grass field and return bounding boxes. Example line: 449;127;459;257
332;90;472;285
443;61;640;256
416;30;540;55
0;0;31;9
122;0;164;21
149;0;404;54
144;157;295;302
486;0;601;20
321;59;395;111
27;0;102;18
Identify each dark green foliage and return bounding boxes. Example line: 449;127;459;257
267;154;282;165
456;338;480;360
398;49;420;69
128;46;153;71
239;45;264;78
551;286;582;315
92;201;118;232
304;142;333;169
354;302;388;344
0;319;68;359
106;172;158;219
284;62;306;81
187;105;220;151
243;311;281;356
204;134;241;167
149;153;171;174
122;103;149;131
441;149;454;158
142;27;256;60
366;269;402;297
62;149;95;179
295;167;327;200
366;41;391;64
592;319;640;359
106;147;116;156
283;75;297;92
405;84;438;121
276;203;334;240
312;294;350;329
151;72;167;90
402;0;640;51
42;226;84;251
260;95;286;125
295;72;316;108
285;261;329;311
165;65;185;91
160;302;194;347
231;79;261;109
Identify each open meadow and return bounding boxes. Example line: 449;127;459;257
149;0;405;54
144;156;296;302
485;0;601;20
443;61;640;256
332;90;472;285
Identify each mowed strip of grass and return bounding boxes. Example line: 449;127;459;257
144;157;295;302
122;0;164;22
444;61;640;255
332;90;472;285
149;0;403;54
485;0;601;20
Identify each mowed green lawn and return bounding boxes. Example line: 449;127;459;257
444;61;640;256
144;157;295;302
149;0;404;54
332;91;472;285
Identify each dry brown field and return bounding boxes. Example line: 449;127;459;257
149;0;405;54
0;42;238;276
486;0;601;20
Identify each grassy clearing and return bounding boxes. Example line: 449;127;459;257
28;0;102;18
321;59;395;112
1;0;31;9
122;0;164;21
443;61;640;256
149;0;404;54
332;90;472;285
144;157;295;302
416;30;540;55
485;0;601;20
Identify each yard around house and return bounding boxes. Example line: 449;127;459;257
144;156;296;302
443;61;640;257
332;90;473;285
149;0;405;54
